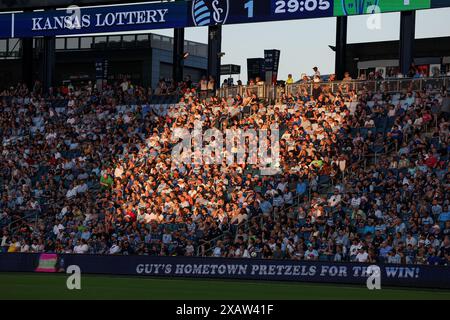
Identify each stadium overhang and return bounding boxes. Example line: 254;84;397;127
0;1;446;39
1;0;449;91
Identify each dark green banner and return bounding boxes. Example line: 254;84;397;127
334;0;431;16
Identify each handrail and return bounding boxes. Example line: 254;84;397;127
199;215;256;257
340;111;435;187
217;76;450;100
7;211;39;235
0;214;10;228
201;189;311;257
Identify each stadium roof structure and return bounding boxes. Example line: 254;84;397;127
1;0;449;95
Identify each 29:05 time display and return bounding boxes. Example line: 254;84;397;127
273;0;331;14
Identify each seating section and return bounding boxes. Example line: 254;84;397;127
0;82;449;266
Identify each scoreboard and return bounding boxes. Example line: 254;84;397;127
192;0;432;26
0;0;436;15
0;0;446;38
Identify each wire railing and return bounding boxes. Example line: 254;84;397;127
199;188;315;257
5;211;40;236
217;76;450;101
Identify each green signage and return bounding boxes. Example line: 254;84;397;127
334;0;431;16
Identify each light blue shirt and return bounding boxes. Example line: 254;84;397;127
80;231;91;241
296;182;307;195
380;246;392;257
260;200;272;213
439;211;450;222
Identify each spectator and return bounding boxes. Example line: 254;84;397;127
0;75;448;266
286;74;294;85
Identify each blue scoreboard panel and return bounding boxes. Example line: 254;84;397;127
0;0;443;38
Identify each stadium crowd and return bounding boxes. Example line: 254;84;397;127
0;72;449;266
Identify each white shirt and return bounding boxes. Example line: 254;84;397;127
200;80;208;91
66;183;88;198
213;246;222;257
328;194;342;207
265;189;277;198
109;244;121;254
242;249;251;258
277;182;288;192
350;244;362;256
305;249;318;260
351;197;361;208
142;213;154;224
406;236;417;247
375;209;383;219
53;224;65;236
120;81;129;92
356;252;369;263
66;187;78;198
114;166;124;178
73;244;89;254
283;192;293;205
1;236;8;247
185;245;194;255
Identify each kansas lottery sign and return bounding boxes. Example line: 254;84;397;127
0;0;441;38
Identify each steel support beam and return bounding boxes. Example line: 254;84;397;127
399;10;416;76
42;36;55;93
335;16;348;80
207;25;222;89
22;38;33;90
172;27;185;85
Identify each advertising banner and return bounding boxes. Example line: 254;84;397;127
0;0;440;39
247;58;265;82
334;0;431;16
264;49;281;85
1;253;449;289
35;253;57;272
12;2;187;38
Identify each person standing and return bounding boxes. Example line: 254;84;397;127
312;66;321;78
286;74;294;85
207;76;215;92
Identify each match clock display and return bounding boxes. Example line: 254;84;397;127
222;0;431;27
270;0;333;20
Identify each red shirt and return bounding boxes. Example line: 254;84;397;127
425;155;437;168
126;210;136;221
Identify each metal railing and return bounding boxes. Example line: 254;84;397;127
199;189;313;257
217;76;450;101
6;211;40;236
200;215;264;257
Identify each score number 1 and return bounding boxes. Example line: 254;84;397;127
245;0;254;18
